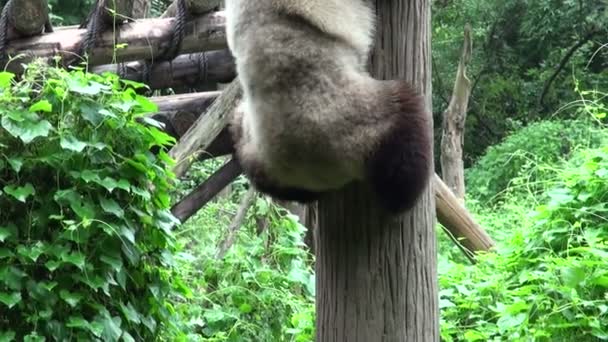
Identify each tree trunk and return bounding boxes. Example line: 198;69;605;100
315;1;438;341
440;24;472;200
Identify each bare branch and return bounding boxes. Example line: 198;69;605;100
215;188;257;259
171;158;243;222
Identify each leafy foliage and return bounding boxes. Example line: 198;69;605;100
441;143;608;341
465;119;608;202
432;0;607;163
171;194;316;341
0;62;185;340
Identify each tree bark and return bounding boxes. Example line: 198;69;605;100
1;11;226;73
171;158;242;222
91;50;235;90
315;1;438;341
169;79;241;178
440;24;472;200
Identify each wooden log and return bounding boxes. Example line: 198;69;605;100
434;173;495;260
169;79;241;177
171;158;242;222
1;11;226;73
91;50;235;89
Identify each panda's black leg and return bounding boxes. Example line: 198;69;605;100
367;81;432;214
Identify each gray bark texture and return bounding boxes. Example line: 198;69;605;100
440;24;472;200
315;0;439;341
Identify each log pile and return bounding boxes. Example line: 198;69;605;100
0;0;495;260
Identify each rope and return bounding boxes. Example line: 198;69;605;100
0;0;14;61
142;0;188;84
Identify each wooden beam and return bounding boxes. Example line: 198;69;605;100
1;11;227;73
171;158;242;222
434;173;495;260
91;49;235;89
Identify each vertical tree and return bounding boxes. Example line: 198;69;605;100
315;0;438;340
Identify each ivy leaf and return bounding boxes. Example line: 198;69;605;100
3;183;35;202
0;227;12;242
119;302;141;323
29;100;52;113
66;316;91;330
0;248;14;259
1;116;53;144
60;135;87;152
60;289;83;307
79;102;105;125
61;251;86;270
100;254;122;272
54;189;96;219
67;78;108;95
0;71;15;88
99;197;124;218
0;291;21;308
16;242;45;262
562;266;586;288
496;313;527;333
7;157;23;172
98;314;123;341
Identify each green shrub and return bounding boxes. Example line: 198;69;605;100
172;197;316;341
0;62;186;340
466;119;607;202
441;145;608;341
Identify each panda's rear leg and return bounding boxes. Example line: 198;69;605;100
367;81;432;214
230;110;322;203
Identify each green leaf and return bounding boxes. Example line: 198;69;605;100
61;251;86;270
3;183;35;202
496;313;527;333
0;248;14;259
562;266;586;288
29;100;52;113
66;316;91;330
0;227;12;242
0;71;15;88
0;292;21;308
60;290;83;307
119;302;141;323
0;331;16;342
7;157;23;172
53;189;96;219
16;242;45;262
79;102;105;125
100;254;122;272
239;303;253;314
60;135;87;152
1;116;53;144
67;78;109;95
99;197;125;218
